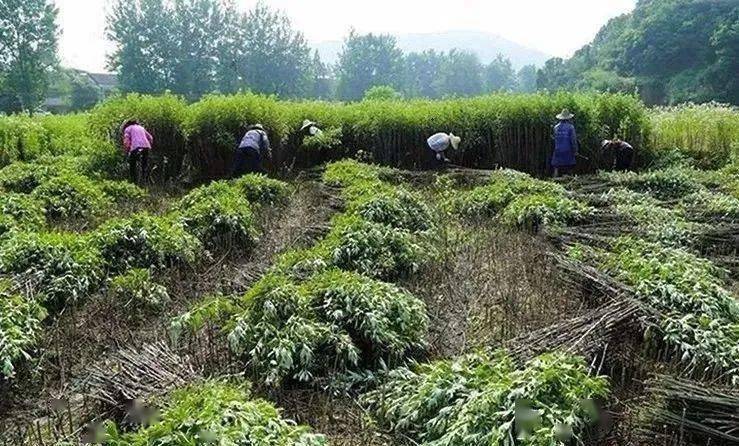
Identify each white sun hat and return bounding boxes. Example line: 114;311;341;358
449;133;461;150
556;109;574;120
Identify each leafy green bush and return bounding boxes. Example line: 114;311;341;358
501;193;592;228
303;269;427;360
0;193;46;236
32;173;111;220
228;270;427;386
109;269;170;312
0;116;47;166
601;189;704;247
88;93;188;182
601;167;704;200
228;273;352;386
170;295;238;341
586;237;739;372
104;380;325;445
323;159;381;188
174;181;258;249
302;126;343;153
363;350;609;445
323;215;425;280
350;188;435;233
0;162;52;193
92;214;202;273
233;174;291;206
0;280;47;378
0;232;103;306
680;189;739;219
185;93;287;179
272;246;332;281
453;170;566;218
99;180;147;204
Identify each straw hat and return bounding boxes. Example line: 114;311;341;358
556;109;574;120
449;133;461;150
300;120;317;132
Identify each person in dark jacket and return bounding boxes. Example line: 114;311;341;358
602;139;635;171
232;124;270;178
551;109;578;177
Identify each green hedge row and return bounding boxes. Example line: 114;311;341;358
1;92;652;180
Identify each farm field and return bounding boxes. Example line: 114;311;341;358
0;94;737;445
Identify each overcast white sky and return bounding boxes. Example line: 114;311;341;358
56;0;636;73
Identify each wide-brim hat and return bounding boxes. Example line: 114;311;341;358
601;139;612;149
249;123;265;131
449;133;461;150
556;109;574;120
300;120;317;132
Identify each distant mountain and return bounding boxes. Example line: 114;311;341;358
312;30;551;69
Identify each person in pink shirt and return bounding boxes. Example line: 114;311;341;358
121;120;153;184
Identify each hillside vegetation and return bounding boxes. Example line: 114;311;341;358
538;0;738;104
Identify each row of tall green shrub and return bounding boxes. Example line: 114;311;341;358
2;92;653;180
3;94;736;180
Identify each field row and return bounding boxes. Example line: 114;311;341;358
2;94;736;181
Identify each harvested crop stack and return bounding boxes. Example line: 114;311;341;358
638;374;739;445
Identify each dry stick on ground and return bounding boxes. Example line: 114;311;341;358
636;375;739;445
85;342;200;407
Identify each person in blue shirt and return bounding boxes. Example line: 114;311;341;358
551;109;578;177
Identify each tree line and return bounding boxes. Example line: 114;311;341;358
0;0;536;113
1;0;735;114
106;0;536;101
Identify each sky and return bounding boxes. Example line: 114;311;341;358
56;0;636;73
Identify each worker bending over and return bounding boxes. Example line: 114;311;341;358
233;124;271;178
602;139;634;171
427;132;461;167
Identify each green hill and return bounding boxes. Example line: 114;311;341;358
538;0;738;105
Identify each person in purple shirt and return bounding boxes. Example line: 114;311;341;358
551;109;578;177
122;119;153;184
232;124;271;178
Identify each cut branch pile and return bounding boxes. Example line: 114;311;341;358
85;342;200;407
637;374;739;445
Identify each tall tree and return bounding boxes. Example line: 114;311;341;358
485;54;516;92
536;58;572;91
336;31;404;101
516;64;538;93
0;0;58;113
167;0;225;100
402;50;444;98
107;0;171;94
108;0;241;99
309;51;333;99
240;2;313;98
214;1;246;94
435;49;484;97
70;76;102;111
536;0;739;104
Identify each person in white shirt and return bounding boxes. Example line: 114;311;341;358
427;132;461;165
300;119;323;137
